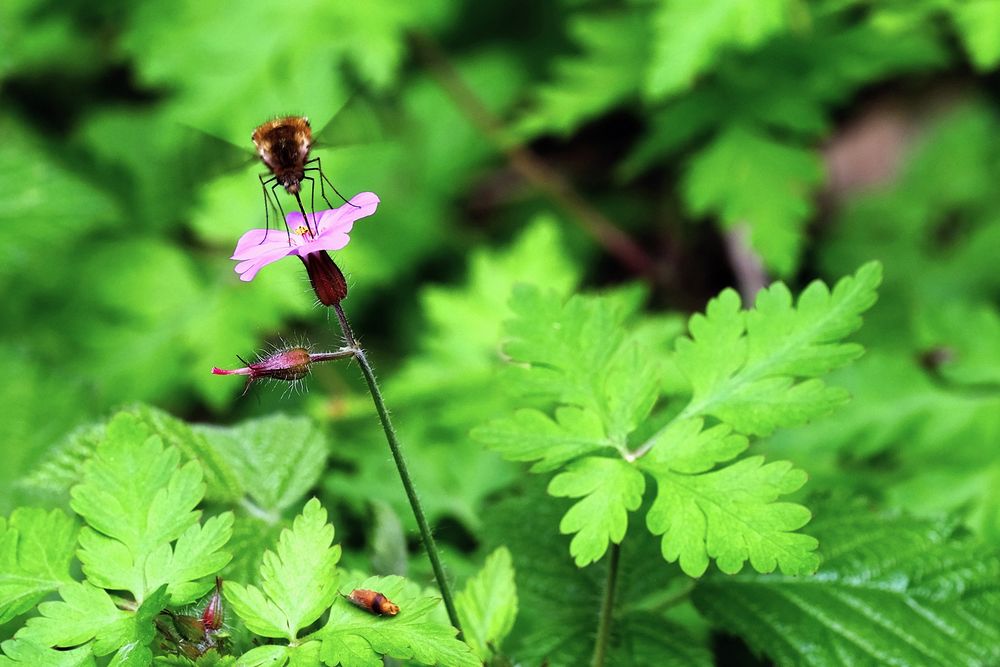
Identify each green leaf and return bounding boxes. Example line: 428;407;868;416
641;455;816;577
762;351;1000;539
483;486;712;667
683;126;824;275
369;502;407;577
0;508;77;623
675;262;882;435
473;407;611;473
326;218;573;535
319;575;478;667
17;584;166;658
549;457;645;567
233;645;287;667
640;418;748;475
501;285;659;439
70;412;233;604
455;547;518;660
480;268;874;573
195;415;328;517
647;0;797;98
624;16;945;178
125;405;243;504
225;499;340;641
0;638;94;666
517;11;648;137
391;217;579;393
17;584;125;653
950;0;1000;70
20;405;243;504
0;117;117;288
693;509;1000;666
106;588;167;667
120;1;432;138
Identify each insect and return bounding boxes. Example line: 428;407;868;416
252;115;357;239
345;589;400;616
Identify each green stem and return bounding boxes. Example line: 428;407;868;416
592;543;621;667
332;303;464;638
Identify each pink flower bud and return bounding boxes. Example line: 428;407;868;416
301;250;348;306
202;577;224;632
212;347;355;394
212;347;312;384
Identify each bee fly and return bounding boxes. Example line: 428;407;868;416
252;115;358;239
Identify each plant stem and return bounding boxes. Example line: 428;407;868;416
332;302;464;638
592;543;622;667
722;223;767;307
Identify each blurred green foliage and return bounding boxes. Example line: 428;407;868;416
2;0;1000;664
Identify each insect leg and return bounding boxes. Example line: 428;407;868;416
292;190;316;238
304;157;360;208
269;181;292;244
303;175;319;233
258;175;281;245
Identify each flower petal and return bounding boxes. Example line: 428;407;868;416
312;192;380;236
234;245;295;281
232;228;298;260
285;210;322;231
295;232;352;256
235;259;265;281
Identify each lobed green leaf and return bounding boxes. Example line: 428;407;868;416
642;456;816;577
694;509;1000;665
70;413;232;604
0;508;77;623
17;583;166;659
682;126;824;276
676;262;882;435
225;499;340;641
549;457;645;566
455;547;518;661
0;638;94;666
319;575;477;667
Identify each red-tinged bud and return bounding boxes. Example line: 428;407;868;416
300;250;348;306
212;346;356;394
202;577;224;632
212;347;312;382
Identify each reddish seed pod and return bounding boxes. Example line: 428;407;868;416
300;249;348;305
346;589;399;616
202;577;224;632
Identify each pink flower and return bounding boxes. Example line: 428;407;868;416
231;192;380;282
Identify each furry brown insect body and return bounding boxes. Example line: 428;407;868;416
346;589;400;616
252;116;313;195
251;114;356;238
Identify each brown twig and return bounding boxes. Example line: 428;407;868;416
722;223;768;306
408;32;656;280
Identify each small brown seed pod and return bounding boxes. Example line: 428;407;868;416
345;589;399;616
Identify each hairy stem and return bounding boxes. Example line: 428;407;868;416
592;543;622;667
332;303;464;638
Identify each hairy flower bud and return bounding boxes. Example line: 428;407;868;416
212;346;356;394
202;577;224;632
301;250;348;306
212;347;312;382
